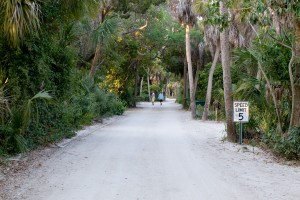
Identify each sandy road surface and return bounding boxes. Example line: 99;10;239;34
1;99;300;200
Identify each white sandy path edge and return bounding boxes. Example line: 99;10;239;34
0;116;120;200
183;118;300;200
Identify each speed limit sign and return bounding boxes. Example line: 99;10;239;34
233;101;249;122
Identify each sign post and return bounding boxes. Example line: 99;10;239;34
233;101;249;144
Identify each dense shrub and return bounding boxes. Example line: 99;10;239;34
0;38;126;155
176;85;188;108
110;97;126;115
263;127;300;159
120;87;136;107
0;84;126;155
135;93;149;102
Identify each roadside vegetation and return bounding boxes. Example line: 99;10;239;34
1;0;300;160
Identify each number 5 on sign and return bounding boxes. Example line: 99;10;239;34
233;101;249;122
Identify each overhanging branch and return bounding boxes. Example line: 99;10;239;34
122;21;148;35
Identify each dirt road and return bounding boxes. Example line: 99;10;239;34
2;99;300;200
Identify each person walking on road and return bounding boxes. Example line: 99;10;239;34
158;92;164;106
151;92;155;105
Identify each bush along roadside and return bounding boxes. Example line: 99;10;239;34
263;127;300;160
0;75;126;156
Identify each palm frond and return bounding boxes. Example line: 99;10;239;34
92;16;121;45
193;0;208;16
233;74;267;107
0;79;12;120
61;0;99;19
31;90;52;100
22;90;52;133
2;0;41;47
233;48;256;69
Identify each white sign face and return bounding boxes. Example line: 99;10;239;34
233;101;249;122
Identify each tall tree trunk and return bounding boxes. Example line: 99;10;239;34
89;45;100;77
290;20;300;129
183;58;188;107
186;24;196;118
220;2;235;141
134;64;140;106
89;6;112;78
194;42;205;98
202;45;220;121
140;77;143;96
193;62;200;99
288;48;296;130
89;12;103;78
166;78;169;97
147;74;151;102
255;68;262;90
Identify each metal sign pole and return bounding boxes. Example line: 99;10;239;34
239;121;243;145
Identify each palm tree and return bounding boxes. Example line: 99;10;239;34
0;0;99;48
89;0;113;78
219;1;235;141
292;19;300;129
1;0;41;47
194;0;255;123
169;0;197;118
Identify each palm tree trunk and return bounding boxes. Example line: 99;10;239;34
89;45;101;77
290;19;300;129
288;46;296;130
147;74;151;102
89;7;111;78
140;77;143;96
193;62;200;99
220;2;235;141
183;58;188;107
255;68;262;90
202;45;220;121
194;42;205;99
134;64;140;105
185;24;196;118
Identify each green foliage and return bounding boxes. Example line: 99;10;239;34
202;0;230;30
59;0;99;20
176;86;184;105
264;127;300;159
150;84;161;94
230;28;298;158
1;0;41;47
0;24;126;155
110;97;126;115
0;110;28;154
92;16;121;46
113;0;166;14
0;71;126;154
120;87;136;107
197;63;233;109
136;93;150;102
0;90;52;154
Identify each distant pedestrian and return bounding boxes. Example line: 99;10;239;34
151;92;155;105
158;92;164;105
